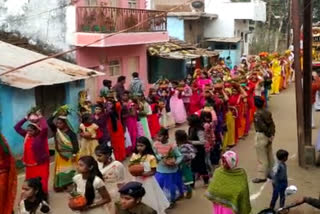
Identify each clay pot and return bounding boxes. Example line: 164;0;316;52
68;195;87;210
129;164;144;176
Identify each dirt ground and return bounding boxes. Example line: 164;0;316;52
16;85;320;213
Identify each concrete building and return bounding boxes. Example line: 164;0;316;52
204;0;266;66
0;0;169;100
151;0;266;67
0;41;103;155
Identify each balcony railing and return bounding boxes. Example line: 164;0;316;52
76;6;167;33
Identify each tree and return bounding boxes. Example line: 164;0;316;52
250;0;290;53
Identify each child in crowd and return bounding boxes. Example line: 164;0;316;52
116;182;157;214
72;156;111;214
130;136;170;214
154;128;184;206
79;114;101;157
137;94;152;140
175;130;196;199
147;95;161;139
188;115;210;186
180;80;192;115
200;111;216;175
95;144;127;213
270;149;289;210
18;177;50;214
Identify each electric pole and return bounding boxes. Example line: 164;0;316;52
303;0;316;165
292;0;305;167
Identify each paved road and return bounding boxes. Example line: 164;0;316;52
16;85;320;213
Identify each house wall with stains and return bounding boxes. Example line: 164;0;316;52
0;0;76;61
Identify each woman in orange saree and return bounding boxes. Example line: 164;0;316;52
0;133;17;214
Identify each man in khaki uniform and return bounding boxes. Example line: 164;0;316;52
252;96;275;183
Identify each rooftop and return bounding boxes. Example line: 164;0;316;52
167;12;218;20
0;41;104;89
148;38;219;59
205;37;242;43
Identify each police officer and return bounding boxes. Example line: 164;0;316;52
252;96;275;183
115;182;157;214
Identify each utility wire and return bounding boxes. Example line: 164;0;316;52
0;0;199;77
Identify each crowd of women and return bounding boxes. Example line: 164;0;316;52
0;50;294;214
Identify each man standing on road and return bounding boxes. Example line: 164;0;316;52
252;96;275;183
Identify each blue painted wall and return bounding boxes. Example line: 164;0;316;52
0;85;35;156
0;80;86;156
167;17;185;41
218;49;241;68
64;80;85;132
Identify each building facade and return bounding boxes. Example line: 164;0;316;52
0;0;169;100
204;0;266;66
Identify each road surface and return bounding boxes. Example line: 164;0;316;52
16;85;320;213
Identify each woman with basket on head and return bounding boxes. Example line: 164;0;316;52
47;105;79;192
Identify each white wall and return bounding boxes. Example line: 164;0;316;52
205;0;266;22
204;0;266;39
204;17;235;38
204;0;265;55
0;0;76;60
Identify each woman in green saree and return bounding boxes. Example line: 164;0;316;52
206;151;251;214
48;115;79;192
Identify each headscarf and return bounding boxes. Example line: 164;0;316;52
222;151;238;169
206;150;251;214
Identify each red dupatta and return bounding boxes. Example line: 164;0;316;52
0;134;17;214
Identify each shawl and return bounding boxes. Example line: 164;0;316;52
206;167;251;214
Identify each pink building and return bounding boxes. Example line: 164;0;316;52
74;0;169;100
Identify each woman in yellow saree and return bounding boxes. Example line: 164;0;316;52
271;54;281;94
48;115;79;192
0;133;17;214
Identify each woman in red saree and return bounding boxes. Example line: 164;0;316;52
247;74;259;123
190;84;203;115
147;96;161;139
228;85;247;144
106;96;126;161
14;116;50;196
0;133;17;214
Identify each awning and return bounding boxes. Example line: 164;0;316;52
167;12;218;20
0;41;105;89
205;37;242;43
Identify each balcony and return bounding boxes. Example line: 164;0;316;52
74;6;169;47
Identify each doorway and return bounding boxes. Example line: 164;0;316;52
35;84;66;119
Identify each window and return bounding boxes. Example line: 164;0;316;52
108;59;121;76
128;0;137;8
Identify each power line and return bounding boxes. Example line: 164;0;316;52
0;0;200;77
